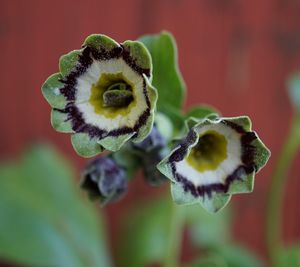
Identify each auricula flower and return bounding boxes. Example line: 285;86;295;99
157;116;271;213
81;156;127;204
42;34;157;157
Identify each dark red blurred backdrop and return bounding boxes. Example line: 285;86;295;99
1;0;300;266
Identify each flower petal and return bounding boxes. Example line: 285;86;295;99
225;116;252;132
171;182;199;205
71;133;104;158
84;34;120;52
132;75;157;142
51;109;73;133
251;135;271;172
98;133;135;152
199;193;231;213
157;157;176;182
59;49;82;77
41;73;66;109
122;41;152;76
228;172;254;194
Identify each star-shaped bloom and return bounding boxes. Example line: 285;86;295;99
42;34;157;157
157;116;270;213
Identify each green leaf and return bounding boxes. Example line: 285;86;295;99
276;245;300;267
139;31;186;112
185;204;231;249
0;144;111;267
117;197;173;267
71;133;104;158
186;105;220;120
186;255;229;267
287;72;300;111
186;246;263;267
161;104;185;133
215;245;264;267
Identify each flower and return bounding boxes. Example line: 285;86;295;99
157;116;271;213
81;156;127;204
42;34;157;157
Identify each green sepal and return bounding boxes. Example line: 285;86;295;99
83;34;120;52
228;173;255;194
186;105;220;120
122;41;152;72
98;133;135;152
226;116;252;131
251;134;271;172
51;109;73;133
139;31;186;111
59;49;82;77
71;133;104;158
171;182;199;205
41;73;66;109
199;193;231;213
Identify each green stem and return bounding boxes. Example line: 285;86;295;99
163;201;185;267
266;114;300;266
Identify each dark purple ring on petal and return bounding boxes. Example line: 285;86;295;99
168;119;258;198
54;44;153;140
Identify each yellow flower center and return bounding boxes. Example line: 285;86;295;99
89;73;136;118
187;130;227;172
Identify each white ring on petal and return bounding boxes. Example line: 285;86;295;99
73;58;148;131
174;122;242;186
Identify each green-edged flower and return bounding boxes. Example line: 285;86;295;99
42;34;157;157
157;116;271;213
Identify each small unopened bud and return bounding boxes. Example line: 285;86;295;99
142;149;168;186
132;125;166;152
81;156;127;204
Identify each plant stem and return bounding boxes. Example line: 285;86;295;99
163;201;185;267
266;114;300;266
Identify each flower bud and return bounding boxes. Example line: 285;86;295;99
132;124;166;152
81;156;127;204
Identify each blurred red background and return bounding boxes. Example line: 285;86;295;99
1;0;300;266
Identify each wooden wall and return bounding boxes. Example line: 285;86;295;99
1;0;300;265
